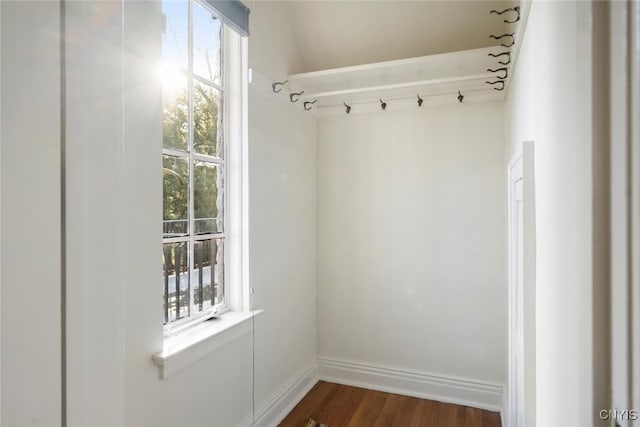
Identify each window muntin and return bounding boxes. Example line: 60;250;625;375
192;1;222;84
162;0;225;329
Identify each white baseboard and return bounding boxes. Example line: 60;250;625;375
317;357;503;413
238;359;319;427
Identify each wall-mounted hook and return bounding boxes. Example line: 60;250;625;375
488;51;511;65
457;91;464;103
304;100;317;111
489;32;515;48
490;6;520;24
272;80;288;93
379;98;387;111
417;94;424;107
487;67;508;79
485;80;505;91
290;91;304;103
343;102;351;114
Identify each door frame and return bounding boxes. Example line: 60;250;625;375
507;141;536;427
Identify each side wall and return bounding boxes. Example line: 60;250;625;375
316;103;506;410
0;2;62;426
248;2;318;422
504;1;603;425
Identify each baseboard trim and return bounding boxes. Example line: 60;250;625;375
317;357;503;413
238;359;319;427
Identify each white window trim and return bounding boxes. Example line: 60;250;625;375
153;21;251;379
223;25;251;314
154;310;262;379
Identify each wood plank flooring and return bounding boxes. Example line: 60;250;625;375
278;381;501;427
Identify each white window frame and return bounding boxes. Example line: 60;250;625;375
222;26;251;315
161;0;250;338
153;3;254;379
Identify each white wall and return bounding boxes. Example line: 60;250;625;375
1;2;62;426
248;87;317;419
247;1;318;415
504;1;602;425
49;1;316;426
316;103;506;406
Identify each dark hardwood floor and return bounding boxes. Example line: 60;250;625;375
278;381;501;427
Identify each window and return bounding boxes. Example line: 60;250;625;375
161;0;229;332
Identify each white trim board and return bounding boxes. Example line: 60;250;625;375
317;357;503;413
286;47;508;113
153;310;264;379
237;359;319;427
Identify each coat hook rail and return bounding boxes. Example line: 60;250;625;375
487;67;508;79
489;32;515;48
272;80;288;93
485;80;505;91
488;51;511;65
324;87;504;113
490;6;520;24
290;91;304;103
304;100;317;111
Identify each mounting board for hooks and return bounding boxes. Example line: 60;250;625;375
287;46;508;116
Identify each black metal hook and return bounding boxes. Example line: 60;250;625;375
488;51;511;65
379;98;387;111
343;102;351;114
272;80;288;93
304;100;317;111
490;6;520;23
485;80;505;91
489;32;515;48
457;91;464;103
487;67;508;79
417;94;424;107
290;91;304;103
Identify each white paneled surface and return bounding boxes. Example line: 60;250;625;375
1;2;62;426
316;103;506;403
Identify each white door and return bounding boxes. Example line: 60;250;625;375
509;159;525;427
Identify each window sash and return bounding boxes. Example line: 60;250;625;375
163;148;225;165
162;0;227;330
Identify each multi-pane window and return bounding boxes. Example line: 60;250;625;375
162;0;226;327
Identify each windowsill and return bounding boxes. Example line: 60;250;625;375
152;309;263;379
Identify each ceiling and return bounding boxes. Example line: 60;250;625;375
283;0;511;73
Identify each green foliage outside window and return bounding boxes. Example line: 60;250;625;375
162;81;222;236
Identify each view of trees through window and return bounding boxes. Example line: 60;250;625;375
162;0;225;326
